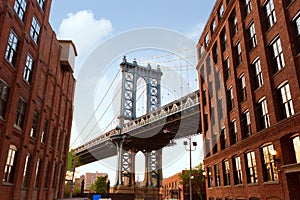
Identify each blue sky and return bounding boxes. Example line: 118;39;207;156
49;0;215;183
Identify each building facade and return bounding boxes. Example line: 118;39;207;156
197;0;300;199
0;0;77;200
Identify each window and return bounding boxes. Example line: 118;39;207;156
212;132;218;154
227;87;234;111
204;32;210;47
264;0;277;30
233;156;243;185
238;74;247;102
217;97;224;119
204;113;209;132
37;0;45;10
52;164;58;188
248;22;257;50
211;20;216;34
3;145;18;183
261;144;278;182
15;98;27;129
235;42;242;66
34;158;42;188
244;0;252;16
50;126;56;148
218;4;224;20
257;98;270;130
270;37;285;72
205;137;210;157
293;14;300;53
198;45;204;59
216;71;221;91
220;28;227;52
0;80;9;119
214;163;221;187
206;56;211;75
223;160;230;186
213;43;218;63
230;120;237;145
202;90;207;106
279;83;294;119
22;153;31;188
241;110;251;138
224;57;230;80
293;136;300;163
5;30;19;66
246;151;257;183
253;58;264;89
209;81;214;99
211;107;215;126
30;111;39;138
220;127;227;150
14;0;27;21
30;16;41;44
41;119;48;144
44;161;50;188
207;166;213;188
23;53;34;83
230;11;238;36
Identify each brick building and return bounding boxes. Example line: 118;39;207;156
197;0;300;199
0;0;77;200
84;172;108;190
161;172;183;200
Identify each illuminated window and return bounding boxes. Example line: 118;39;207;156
293;136;300;163
3;145;18;183
223;160;230;185
246;151;257;183
22;153;31;188
233;156;243;185
214;163;221;187
261;144;278;182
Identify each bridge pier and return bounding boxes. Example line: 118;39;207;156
143;150;162;188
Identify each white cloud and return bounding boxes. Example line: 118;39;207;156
186;22;205;42
58;10;113;70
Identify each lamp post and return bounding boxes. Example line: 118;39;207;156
184;137;197;200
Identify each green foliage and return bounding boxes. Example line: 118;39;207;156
179;163;205;199
89;175;109;193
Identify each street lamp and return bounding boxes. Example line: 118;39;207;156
184;137;197;200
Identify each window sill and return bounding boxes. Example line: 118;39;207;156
247;182;258;186
263;181;279;185
2;182;14;186
234;184;244;187
13;125;23;133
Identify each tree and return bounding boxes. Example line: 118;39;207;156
90;175;109;193
179;162;206;200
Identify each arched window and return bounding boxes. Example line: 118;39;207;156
3;145;18;183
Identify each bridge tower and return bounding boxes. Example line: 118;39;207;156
113;56;163;191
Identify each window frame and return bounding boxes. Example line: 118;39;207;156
238;74;247;102
261;144;278;182
235;41;242;67
5;30;19;66
245;151;258;184
30;16;41;45
14;98;27;129
248;22;257;50
14;0;27;21
223;160;231;186
214;163;221;187
270;37;285;72
264;0;277;30
278;82;294;119
22;153;31;188
233;156;243;185
23;53;34;83
257;98;270;130
0;80;9;119
253;58;264;89
3;145;18;183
